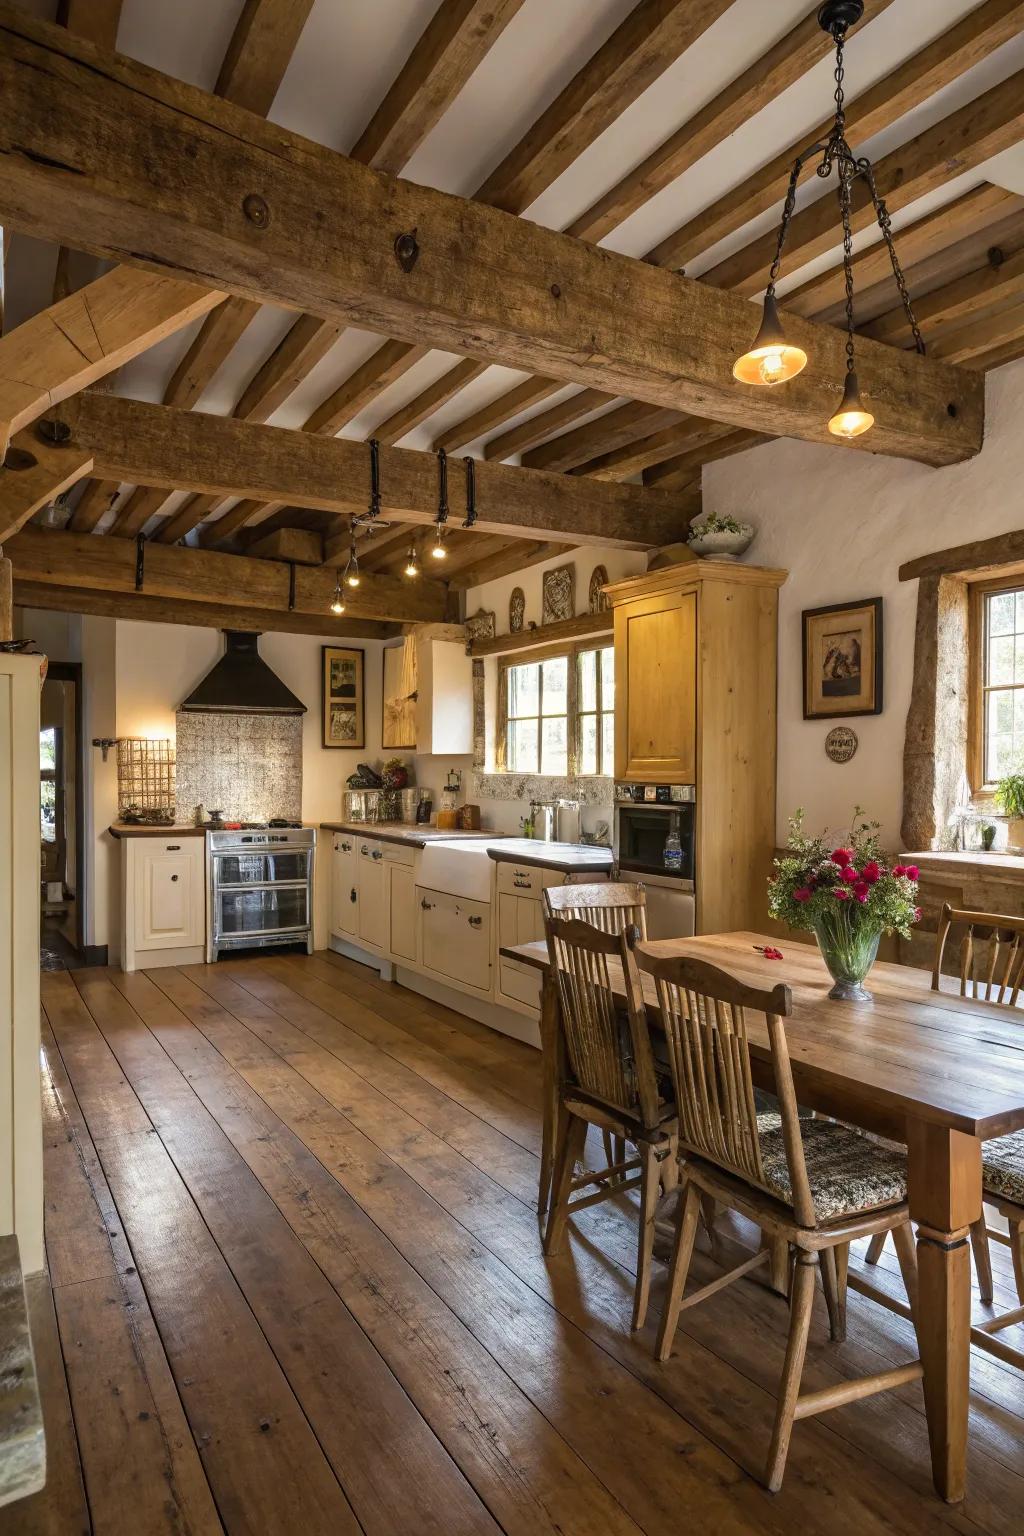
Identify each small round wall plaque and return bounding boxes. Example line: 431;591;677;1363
825;726;858;763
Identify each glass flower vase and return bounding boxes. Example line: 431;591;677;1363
809;911;881;1002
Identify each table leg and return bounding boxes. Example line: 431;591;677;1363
907;1121;982;1504
537;972;560;1215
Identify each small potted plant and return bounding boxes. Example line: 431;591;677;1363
684;511;755;561
768;808;921;1002
994;771;1024;851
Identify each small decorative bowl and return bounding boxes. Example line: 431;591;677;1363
685;522;755;561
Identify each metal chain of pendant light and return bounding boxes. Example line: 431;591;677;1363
732;0;924;440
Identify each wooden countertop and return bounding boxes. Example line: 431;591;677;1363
320;822;505;847
486;838;613;873
108;822;206;839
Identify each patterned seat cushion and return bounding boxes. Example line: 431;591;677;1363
982;1129;1024;1204
758;1118;908;1223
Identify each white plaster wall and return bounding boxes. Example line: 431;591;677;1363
704;357;1024;852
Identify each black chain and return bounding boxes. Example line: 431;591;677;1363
368;437;381;519
859;157;926;354
837;147;857;374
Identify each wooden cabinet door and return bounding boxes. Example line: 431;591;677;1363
331;835;358;937
615;589;697;782
137;842;202;948
356;839;387;949
388;865;416;962
419;890;491;992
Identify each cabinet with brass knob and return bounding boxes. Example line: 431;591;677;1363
119;831;205;973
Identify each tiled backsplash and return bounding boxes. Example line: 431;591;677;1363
176;711;302;822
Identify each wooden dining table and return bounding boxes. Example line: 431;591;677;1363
501;928;1024;1505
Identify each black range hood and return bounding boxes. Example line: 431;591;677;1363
179;631;307;716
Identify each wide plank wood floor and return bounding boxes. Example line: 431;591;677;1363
8;950;1024;1535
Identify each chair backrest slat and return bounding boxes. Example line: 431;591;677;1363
632;948;815;1226
543;880;648;938
934;903;1024;1007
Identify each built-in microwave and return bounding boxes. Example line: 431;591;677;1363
613;783;695;889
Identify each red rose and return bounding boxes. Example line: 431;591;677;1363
853;881;870;903
831;848;854;867
840;865;859;883
913;906;922;922
861;860;881;883
891;863;906;878
904;864;919;882
833;887;851;901
793;887;813;903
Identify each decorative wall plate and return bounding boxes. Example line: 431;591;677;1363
824;725;858;763
542;562;575;625
509;587;525;632
588;565;609;613
465;608;496;644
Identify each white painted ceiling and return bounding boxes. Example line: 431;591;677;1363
7;0;1024;529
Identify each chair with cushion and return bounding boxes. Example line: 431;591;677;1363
541;893;676;1331
633;945;919;1492
536;882;649;1215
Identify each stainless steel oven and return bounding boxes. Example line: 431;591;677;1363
613;783;696;939
207;826;315;961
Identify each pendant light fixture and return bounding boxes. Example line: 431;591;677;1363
343;522;361;588
431;447;449;560
330;574;345;615
732;0;923;440
403;543;420;578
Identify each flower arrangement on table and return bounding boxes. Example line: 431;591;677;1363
768;807;921;1001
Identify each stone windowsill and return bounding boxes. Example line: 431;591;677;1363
905;849;1024;881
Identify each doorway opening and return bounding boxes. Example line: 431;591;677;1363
40;662;84;970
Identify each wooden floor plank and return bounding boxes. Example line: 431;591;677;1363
42;972;363;1536
33;1011;223;1536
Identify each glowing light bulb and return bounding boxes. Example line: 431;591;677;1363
345;570;361;588
758;349;787;384
403;547;420;578
828;370;873;440
732;294;807;387
431;529;447;560
330;595;346;614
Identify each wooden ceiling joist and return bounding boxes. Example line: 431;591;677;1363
523;403;685;474
163;298;261;410
446;539;574;592
574;420;737;481
0;427;92;542
0;266;222;453
642;429;766;492
323;522;412;568
68;476;119;534
7;525;445;625
931;298;1024;365
650;0;1024;275
55;393;694;549
372;358;489;445
863;247;1024;347
484;389;618;462
432;378;564;453
0;17;983;465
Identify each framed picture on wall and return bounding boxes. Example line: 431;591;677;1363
322;646;365;748
802;598;883;719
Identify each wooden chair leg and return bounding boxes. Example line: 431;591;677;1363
834;1241;849;1315
632;1146;662;1332
537;974;561;1215
543;1113;587;1256
601;1129;615;1177
1010;1217;1024;1304
891;1220;919;1326
864;1231;887;1265
819;1246;846;1343
659;1133;679;1196
765;1252;816;1494
699;1192;718;1254
761;1232;789;1297
655;1180;701;1363
970;1217;994;1306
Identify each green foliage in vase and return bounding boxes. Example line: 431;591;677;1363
995;772;1024;819
768;807;921;941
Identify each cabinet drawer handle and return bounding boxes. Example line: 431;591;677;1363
360;846;369;855
372;849;383;861
468;915;482;927
171;874;179;882
167;844;181;851
341;841;351;852
420;898;434;910
350;888;357;903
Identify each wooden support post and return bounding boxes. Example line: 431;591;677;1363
0;545;12;640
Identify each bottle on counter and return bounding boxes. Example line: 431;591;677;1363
663;813;683;872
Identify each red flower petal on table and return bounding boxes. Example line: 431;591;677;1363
793;887;813;902
853;882;870;903
840;865;859;883
861;860;881;883
831;848;854;867
763;946;783;960
833;888;851;901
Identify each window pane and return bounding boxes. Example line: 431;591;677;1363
989;592;1016;637
1015;635;1024;684
600;646;615;707
989;635;1015;686
40;727;55;771
993;689;1015;734
1016;590;1024;632
541;716;567;775
601;711;614;777
578;649;597;712
508;662;539;719
579;712;598;775
508;717;538;771
541;656;568;715
40;778;56;843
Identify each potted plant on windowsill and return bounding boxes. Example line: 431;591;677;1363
768;808;921;1002
995;771;1024;851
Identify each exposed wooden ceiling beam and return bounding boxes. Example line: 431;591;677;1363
0;427;92;542
68;475;119;533
0;11;985;467
12;579;399;639
352;0;525;175
642;429;765;491
0;267;222;454
372;358;489;446
447;539;574;592
930;297;1024;364
302;341;430;436
7;525;447;624
574;419;737;481
484;389;618;462
243;526;324;564
326;523;413;568
862;247;1024;347
56;0;120;47
57;393;694;548
523;403;682;473
163;298;261;410
702;59;1024;298
649;0;1024;275
433;378;563;453
153;491;222;545
971;331;1024;373
563;1;854;246
427;533;512;577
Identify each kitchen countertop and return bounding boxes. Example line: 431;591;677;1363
320;821;507;848
108;822;206;838
486;838;613;873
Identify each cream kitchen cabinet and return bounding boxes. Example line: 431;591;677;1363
385;845;417;963
331;833;359;939
417;887;492;994
494;861;590;1015
356;836;387;950
121;833;206;972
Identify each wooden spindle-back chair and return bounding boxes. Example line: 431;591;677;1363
933;902;1024;1005
535;882;649;1213
633;945;919;1492
541;893;676;1330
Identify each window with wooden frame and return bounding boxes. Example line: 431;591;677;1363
496;641;614;777
969;576;1024;792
